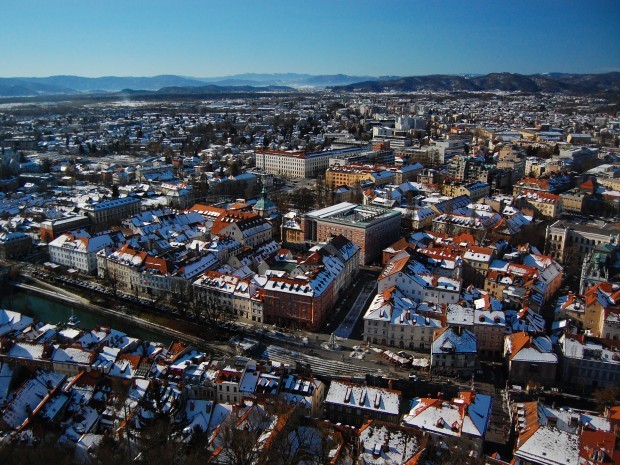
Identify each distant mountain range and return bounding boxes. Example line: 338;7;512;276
330;72;620;94
0;73;381;97
0;72;618;98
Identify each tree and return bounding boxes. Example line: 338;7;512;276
169;282;199;319
351;182;363;204
261;408;338;465
289;187;316;214
593;386;620;411
0;267;15;309
136;415;186;465
443;198;456;236
111;185;120;198
103;267;119;297
40;157;52;173
272;191;290;213
147;142;162;155
195;287;235;324
425;436;483;465
0;440;74;465
229;160;241;176
211;414;265;465
92;433;133;465
315;176;328;209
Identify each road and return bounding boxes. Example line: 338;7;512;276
10;262;516;422
14;269;393;378
11;277;235;357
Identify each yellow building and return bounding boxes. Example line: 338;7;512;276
325;166;375;189
325;164;395;189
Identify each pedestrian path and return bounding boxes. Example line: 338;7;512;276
333;280;376;339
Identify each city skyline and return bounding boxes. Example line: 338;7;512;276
2;0;619;78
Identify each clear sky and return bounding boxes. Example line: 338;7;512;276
2;0;619;78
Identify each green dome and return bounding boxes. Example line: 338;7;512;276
254;186;276;213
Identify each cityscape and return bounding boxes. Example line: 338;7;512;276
1;2;620;465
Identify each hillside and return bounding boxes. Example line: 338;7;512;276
330;72;620;94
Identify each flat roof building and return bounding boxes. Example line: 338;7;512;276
80;196;141;232
304;202;401;265
546;218;620;264
255;147;364;179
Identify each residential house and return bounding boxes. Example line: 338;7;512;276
504;333;558;387
511;400;615;465
49;233;115;274
559;333;620;390
402;390;492;458
279;374;326;418
378;255;462;305
357;420;430;465
324;380;402;427
430;326;478;375
363;286;444;350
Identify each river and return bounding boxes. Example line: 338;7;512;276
4;290;172;344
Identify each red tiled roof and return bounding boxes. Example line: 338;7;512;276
579;430;618;465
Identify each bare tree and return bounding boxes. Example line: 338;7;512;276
315;176;328;209
210;414;266;465
262;408;338;465
103;267;119;297
351;182;363;204
289;188;317;214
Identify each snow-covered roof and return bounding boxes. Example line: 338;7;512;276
446;304;474;327
358;422;426;464
432;327;477;355
51;346;94;365
515;426;580;465
325;381;400;417
403;391;492;440
505;333;558;364
0;309;33;337
1;370;66;430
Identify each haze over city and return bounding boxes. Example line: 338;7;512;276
2;0;619;78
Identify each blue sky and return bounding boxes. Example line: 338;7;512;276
2;0;619;77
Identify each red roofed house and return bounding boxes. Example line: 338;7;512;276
584;283;620;338
262;273;334;331
402;390;493;458
504;333;558;387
